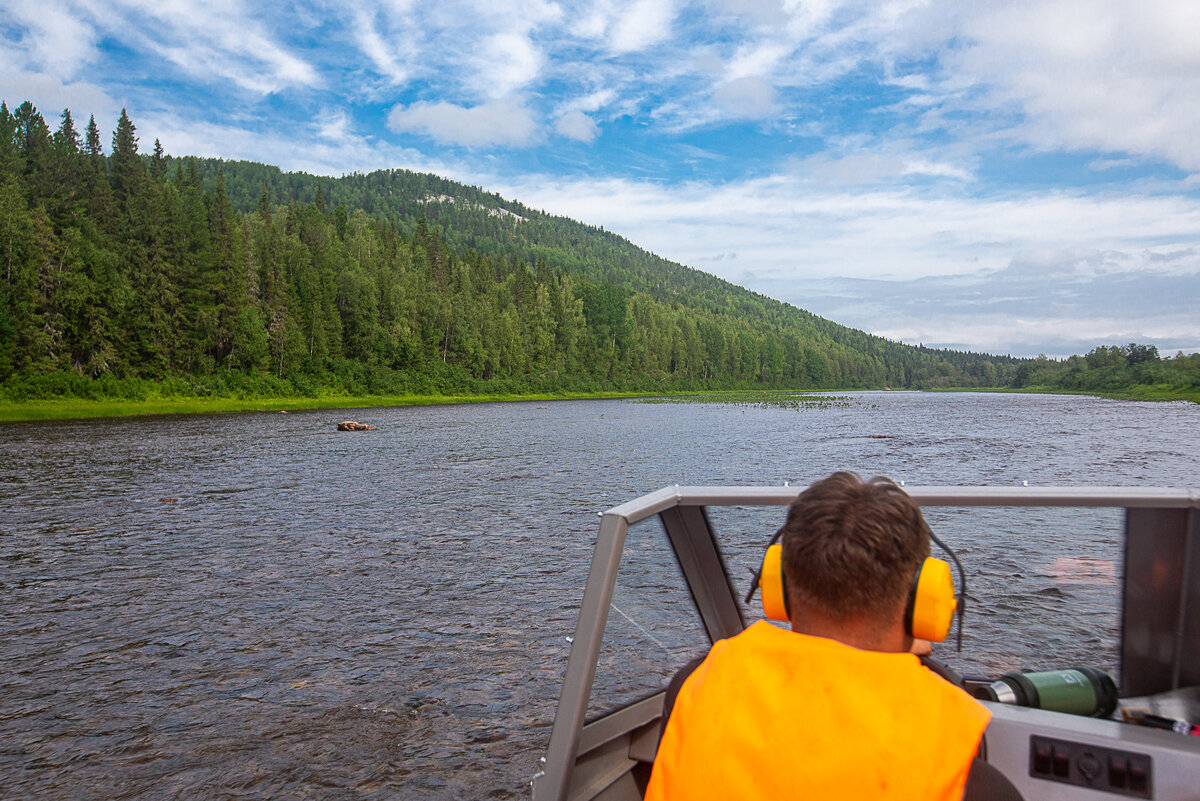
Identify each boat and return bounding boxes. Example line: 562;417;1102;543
533;485;1200;800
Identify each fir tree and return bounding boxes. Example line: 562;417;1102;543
53;109;81;153
84;115;103;157
13;102;51;201
257;184;271;221
151;138;166;180
81;114;114;225
47;109;84;225
109;108;143;214
0;102;17;176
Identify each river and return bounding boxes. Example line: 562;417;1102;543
2;392;1199;799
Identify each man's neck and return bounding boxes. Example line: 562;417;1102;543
789;608;912;653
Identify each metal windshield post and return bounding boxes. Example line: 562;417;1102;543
534;510;629;801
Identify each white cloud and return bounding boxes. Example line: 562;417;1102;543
352;8;411;86
1089;158;1138;172
900;159;972;182
345;0;565;101
473;32;544;98
317;109;352;142
72;0;320;95
555;110;599;142
916;0;1200;172
0;70;118;129
725;41;791;81
387;98;539;147
787;143;976;187
702;0;789;29
558;89;618;115
607;0;677;53
712;76;776;120
1;0;99;79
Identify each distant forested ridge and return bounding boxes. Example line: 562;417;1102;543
1;100;1194;401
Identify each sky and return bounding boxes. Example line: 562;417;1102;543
2;0;1199;358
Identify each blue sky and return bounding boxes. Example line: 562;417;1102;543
2;0;1199;357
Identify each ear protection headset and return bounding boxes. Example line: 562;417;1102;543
747;526;967;648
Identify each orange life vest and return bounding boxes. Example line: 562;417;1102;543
646;621;991;801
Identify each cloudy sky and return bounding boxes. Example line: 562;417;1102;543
3;0;1199;357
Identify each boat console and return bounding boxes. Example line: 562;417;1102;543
533;486;1200;801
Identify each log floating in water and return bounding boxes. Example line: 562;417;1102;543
337;421;376;431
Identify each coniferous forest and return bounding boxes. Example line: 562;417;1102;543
1;100;1197;404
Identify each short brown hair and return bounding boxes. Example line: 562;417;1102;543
781;471;930;620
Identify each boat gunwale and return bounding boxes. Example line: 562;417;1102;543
603;485;1200;527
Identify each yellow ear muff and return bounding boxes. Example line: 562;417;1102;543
908;557;957;642
759;543;789;622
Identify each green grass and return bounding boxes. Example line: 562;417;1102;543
0;390;648;423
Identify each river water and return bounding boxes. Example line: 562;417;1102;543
2;392;1199;799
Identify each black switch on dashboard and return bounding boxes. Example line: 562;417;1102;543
1108;756;1126;789
1052;747;1070;777
1033;741;1052;774
1128;761;1147;793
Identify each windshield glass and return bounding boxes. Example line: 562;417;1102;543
586;499;1126;723
703;502;1126;683
586;514;711;721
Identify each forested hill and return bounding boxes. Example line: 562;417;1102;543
189;158;1020;384
1;100;1024;398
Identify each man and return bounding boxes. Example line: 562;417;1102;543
646;472;993;800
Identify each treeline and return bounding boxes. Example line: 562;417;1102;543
1012;344;1200;395
3;100;1026;399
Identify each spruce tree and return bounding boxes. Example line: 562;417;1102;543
13;102;51;202
257;184;271;220
0;102;17;176
84;115;103;157
53;109;80;153
109;108;144;214
151;138;166;180
45;109;84;225
81;115;114;226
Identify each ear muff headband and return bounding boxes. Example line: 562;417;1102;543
756;548;957;643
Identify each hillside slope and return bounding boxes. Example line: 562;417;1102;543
187;157;1020;388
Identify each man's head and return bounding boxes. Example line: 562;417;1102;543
781;471;931;637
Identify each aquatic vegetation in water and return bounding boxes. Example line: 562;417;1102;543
629;391;876;411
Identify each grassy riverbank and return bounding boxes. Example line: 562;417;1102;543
0;391;650;423
5;384;1196;424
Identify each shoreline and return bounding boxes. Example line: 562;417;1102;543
924;385;1200;405
2;384;1195;423
0;391;652;424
